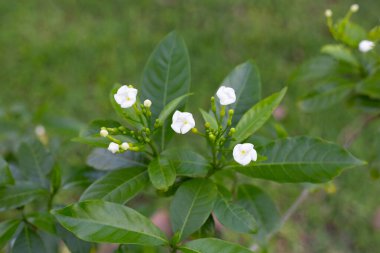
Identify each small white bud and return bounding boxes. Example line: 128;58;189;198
324;9;332;17
350;4;359;12
144;99;152;108
359;40;375;53
121;142;130;150
100;129;108;137
108;142;119;154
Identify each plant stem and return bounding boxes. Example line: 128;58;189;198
280;188;309;225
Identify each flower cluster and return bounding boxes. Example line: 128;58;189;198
99;84;257;166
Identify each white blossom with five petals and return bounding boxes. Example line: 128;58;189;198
114;85;138;108
108;142;119;154
216;86;236;105
233;143;257;166
171;110;195;134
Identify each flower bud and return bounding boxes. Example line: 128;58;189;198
350;4;359;12
108;142;119;153
205;122;211;129
121;142;130;150
324;9;332;17
191;128;198;134
144;99;152;108
208;133;216;142
100;129;109;137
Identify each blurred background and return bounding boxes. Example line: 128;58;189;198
1;0;380;252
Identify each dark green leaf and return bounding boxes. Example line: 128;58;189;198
27;212;57;235
0;219;21;248
80;168;148;203
170;179;217;242
237;184;280;241
234;87;287;142
0;157;14;185
148;157;176;191
180;238;253;253
290;56;338;82
86;148;146;171
56;224;92;253
230;136;365;183
12;226;47;253
0;184;48;211
52;200;168;246
357;71;380;99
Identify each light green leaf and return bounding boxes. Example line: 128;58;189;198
162;149;211;177
170;179;217;242
334;20;367;47
0;219;21;248
27;212;57;235
52;200;168;246
217;60;261;124
158;93;193;123
80;168;148;203
148;157;176;191
180;238;253;253
230;136;365;183
0;184;48;211
234;87;287;142
369;26;380;41
236;184;280;241
357;71;380;99
12;226;47;253
321;44;359;66
199;109;218;130
0;157;14;185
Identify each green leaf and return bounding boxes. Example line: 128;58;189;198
357;71;380;99
299;83;353;112
158;93;193;123
334;20;367;47
321;44;359;66
162;148;211;177
199;109;218;130
148;157;176;191
0;157;14;185
236;184;280;241
230;136;365;183
86;148;146;171
213;189;257;234
180;238;253;253
12;226;47;253
0;184;48;211
234;87;287;142
56;224;93;253
27;212;57;235
17;140;54;187
52;200;168;246
348;95;380;113
290;56;338;82
0;219;21;248
170;179;217;242
80;168;148;203
218;60;261;124
369;26;380;41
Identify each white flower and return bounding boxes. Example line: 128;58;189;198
171;110;195;134
324;9;332;17
121;142;130;150
350;4;359;12
108;142;119;154
35;125;46;137
233;143;257;166
359;40;375;53
100;129;108;137
114;85;138;108
144;99;152;108
216;86;236;105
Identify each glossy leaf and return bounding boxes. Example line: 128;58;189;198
321;44;358;66
80;168;148;203
158;93;193;123
86;148;146;171
170;179;217;242
56;224;92;253
237;184;280;241
12;226;47;253
234;87;287;142
199;109;218;130
218;60;261;124
0;219;21;248
52;200;168;246
230;136;365;183
0;157;14;185
27;212;57;235
0;184;48;211
148;157;176;191
180;238;253;253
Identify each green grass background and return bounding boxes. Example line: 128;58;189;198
1;0;380;252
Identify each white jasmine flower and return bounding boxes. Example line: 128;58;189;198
121;142;130;151
144;99;152;108
324;9;332;17
216;86;236;105
171;110;195;134
350;4;359;12
114;85;138;108
35;125;46;137
108;142;119;154
100;129;108;137
359;40;375;53
233;143;257;166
